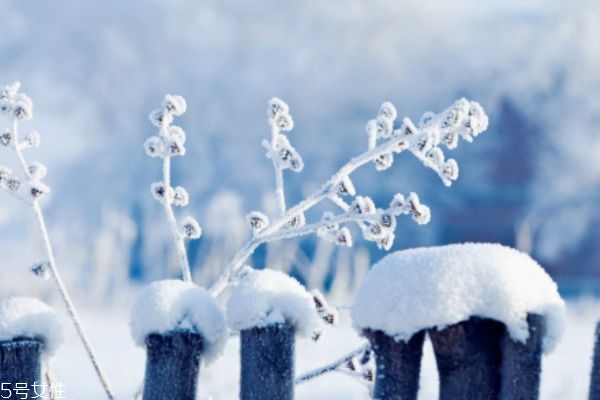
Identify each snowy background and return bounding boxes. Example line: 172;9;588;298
1;0;600;398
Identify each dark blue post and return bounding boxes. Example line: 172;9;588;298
500;313;545;399
589;322;600;400
429;317;505;400
363;329;426;400
240;324;295;400
143;331;203;400
0;338;43;400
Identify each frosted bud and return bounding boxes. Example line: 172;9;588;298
442;159;459;181
394;118;418;137
247;211;269;233
0;166;11;182
288;213;306;228
442;131;459;149
167;126;186;145
375;116;392;139
362;369;374;383
144;136;165;158
419;111;435;127
165;140;186;157
376;232;395;251
0;131;12;146
267;97;289;119
163;94;187;116
425;147;444;167
380;212;396;230
467;101;488;136
407;193;430;224
24;131;41;147
368;222;385;239
390;193;406;210
379;101;397;122
336;227;353;247
13;94;33;121
413;132;434;154
28;162;47;181
374;153;393;171
272;113;294;132
336;175;356;196
30;182;50;200
351;196;376;215
320;211;338;231
5;178;20;191
180;216;202;239
173;186;189;207
0;94;11;114
150;182;170;203
31;262;50;280
441;107;465;131
311;289;338;325
149;109;172;128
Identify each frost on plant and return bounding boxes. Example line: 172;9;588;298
145;94;201;282
209;97;488;296
0;82;114;398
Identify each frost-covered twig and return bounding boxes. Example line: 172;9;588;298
295;343;372;386
210;98;488;295
0;82;114;399
145;95;202;281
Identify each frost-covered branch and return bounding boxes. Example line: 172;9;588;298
210;98;488;296
145;95;202;282
262;98;301;216
0;82;114;399
295;344;373;386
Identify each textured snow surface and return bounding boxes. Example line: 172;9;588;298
130;280;226;363
0;297;63;356
352;243;565;352
227;268;320;337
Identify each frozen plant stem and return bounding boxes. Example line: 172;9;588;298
210;97;488;296
295;344;370;385
7;116;115;399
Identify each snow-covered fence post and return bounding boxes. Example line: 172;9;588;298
0;298;62;399
352;244;565;400
590;322;600;400
499;313;545;399
240;324;295;400
130;281;226;400
227;269;322;400
143;331;203;400
429;317;505;399
363;329;425;400
0;339;43;397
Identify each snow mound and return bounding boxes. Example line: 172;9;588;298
0;297;63;357
130;280;226;363
227;268;320;337
352;243;565;353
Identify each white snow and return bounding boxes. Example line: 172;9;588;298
352;243;565;352
226;268;320;337
130;280;226;363
0;297;63;357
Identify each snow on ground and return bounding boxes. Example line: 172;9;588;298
46;297;600;399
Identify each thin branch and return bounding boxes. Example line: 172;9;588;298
295;344;370;384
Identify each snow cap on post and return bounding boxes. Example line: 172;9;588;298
352;243;565;353
0;297;63;357
227;268;320;337
130;280;226;363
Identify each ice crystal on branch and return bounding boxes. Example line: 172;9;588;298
145;94;201;282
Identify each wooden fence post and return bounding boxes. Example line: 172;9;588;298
363;329;426;400
500;313;545;399
240;324;295;400
143;331;203;400
0;338;43;400
589;321;600;400
429;317;505;400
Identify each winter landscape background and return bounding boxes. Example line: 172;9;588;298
1;0;599;398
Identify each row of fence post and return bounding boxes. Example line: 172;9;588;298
5;315;600;399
